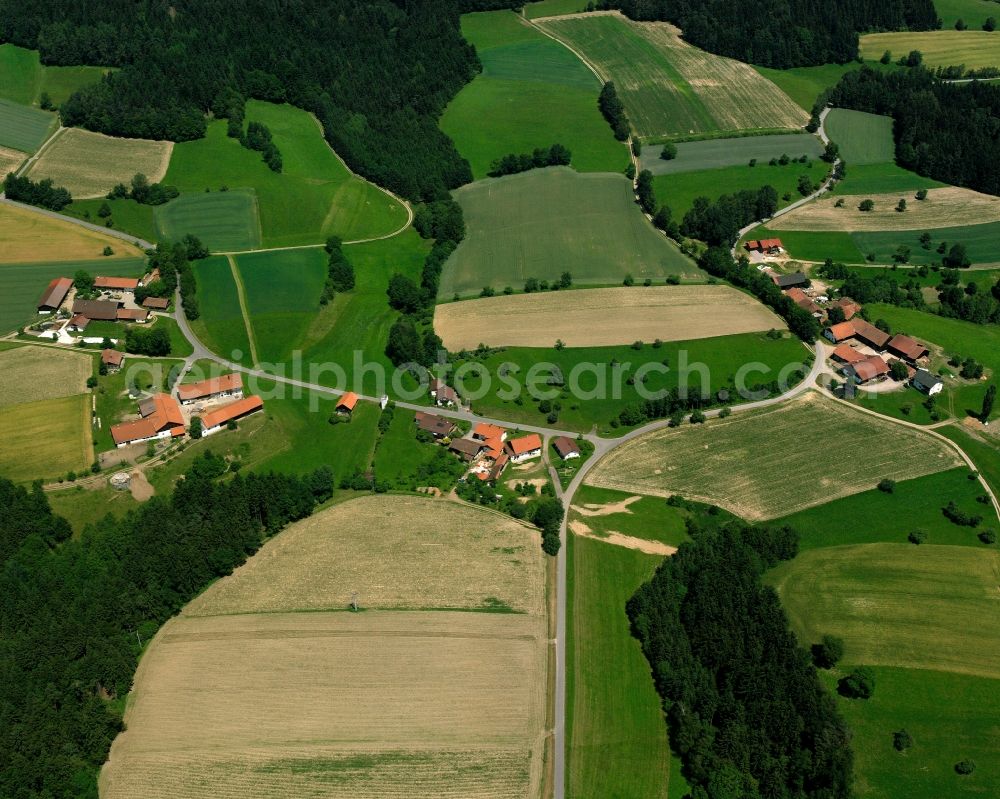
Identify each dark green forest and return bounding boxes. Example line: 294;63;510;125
0;456;334;798
627;518;853;799
610;0;937;67
0;0;481;199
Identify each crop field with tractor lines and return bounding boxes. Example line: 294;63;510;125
0;203;144;264
0;97;56;153
638;132;822;175
822;109;896;165
584;392;961;520
0;393;92;482
154;189;262;252
0;344;92;406
860;30;1000;69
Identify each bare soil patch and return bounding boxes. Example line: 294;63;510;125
770;187;1000;232
129;469;154;502
573;495;643;517
435;285;784;349
0;202;143;263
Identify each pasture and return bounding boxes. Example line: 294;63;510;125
102;495;547;799
822;109;895;165
567;535;683;799
0;344;92;406
0;44;110;107
638;132;822;175
0;145;26;176
0;202;143;264
769;543;1000;679
236;248;327;364
584;392;961;519
934;0;1000;28
154;190;261;252
439;168;700;299
0;256;145;334
63;197;158;243
440;11;627;178
0;97;56;153
524;0;586;18
189;256;253;364
754;62;897;112
746;226;865;263
860;30;1000;69
831;161;944;196
449;331;808;433
0;393;92;481
852;221;1000;266
163;102;406;247
537;13;806;140
434;285;784;349
26;128;172;199
569;484;694;548
771;186;1000;232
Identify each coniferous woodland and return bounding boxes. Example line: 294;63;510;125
0;0;481;200
0;456;335;798
627;519;853;799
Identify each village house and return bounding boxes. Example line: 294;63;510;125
72;299;121;321
830;343;865;365
336;391;359;415
488;452;509;481
472;423;506;443
785;287;821;316
912;368;944;396
95;276;140;293
429;378;459;407
506;433;543;464
110;393;185;448
553;436;581;460
824;318;891;351
200;395;264;436
116;308;150;323
101;349;124;372
449;437;484;462
886;334;929;364
142;296;170;310
37;277;73;313
67;314;90;332
832;297;860;320
772;272;808;290
746;238;784;254
177;373;244;405
844;354;890;384
414;411;456;439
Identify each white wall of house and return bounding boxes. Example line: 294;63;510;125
510;448;542;464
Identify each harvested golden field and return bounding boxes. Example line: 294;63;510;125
770;186;1000;232
860;30;1000;70
26;128;172;198
585;392;960;520
0;344;92;407
0;202;143;263
434;285;785;349
186;495;544;615
0;393;92;481
102;495;548;799
0;145;26;176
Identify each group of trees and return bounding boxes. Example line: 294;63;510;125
609;0;936;68
3;173;71;210
627;519;853;798
0;455;335;797
320;236;355;304
240;120;282;172
681;185;780;245
107;172;178;205
487;143;571;177
598;82;630;140
827;67;1000;196
1;0;481;200
124;325;171;355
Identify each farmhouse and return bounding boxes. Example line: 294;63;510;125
785;287;821;316
177;373;243;405
844;354;890;384
94;276;139;292
746;238;784;254
72;299;120;321
111;393;185;448
832;297;860;320
506;433;543;463
336;391;359;415
429;378;460;408
830;343;865;365
824;318;890;350
912;368;943;395
116;308;149;323
887;334;928;363
489;452;509;481
37;277;73;312
200;395;264;436
553;435;581;460
473;423;507;442
101;349;124;371
450;437;484;462
141;296;170;310
67;314;90;332
771;272;808;289
415;411;456;438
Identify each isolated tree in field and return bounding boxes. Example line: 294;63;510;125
385;316;420;365
893;245;911;264
386;273;422;313
984;17;996;31
919;231;932;249
102;246;114;256
893;729;914;751
955;760;976;775
660;142;677;160
981;384;996;421
956;17;967;29
98;201;112;218
880;49;892;64
915;188;928;200
558;271;572;289
878;478;896;493
797;174;814;196
859;199;875;212
812;634;845;668
944;242;971;267
838;667;876;699
896;198;907;212
821;141;839;162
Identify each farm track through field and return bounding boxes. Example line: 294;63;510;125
226;255;259;368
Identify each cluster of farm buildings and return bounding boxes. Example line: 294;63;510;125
36;269;167;338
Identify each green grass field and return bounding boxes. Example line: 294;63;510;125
745;226;864;263
775;468;990;551
0;44;109;108
0;97;56;153
190;256;253;364
861;30;1000;69
523;0;586;18
570;484;696;547
236;248;326;364
163;102;407;248
939;424;1000;498
832;162;945;196
440;11;627;179
852;222;1000;266
654;162;823;218
769;543;1000;678
154;189;261;252
0;256;146;333
63;198;158;244
754;62;898;112
440;168;700;298
0;393;92;481
452;332;808;434
638;132;822;175
823;109;895;165
934;0;1000;28
566;534;687;799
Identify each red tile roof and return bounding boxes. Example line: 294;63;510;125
337;391;359;412
850;355;890;382
69;314;90;329
177;373;243;402
507;433;542;457
834;297;860;320
116;308;149;322
111;393;184;446
553;436;581;459
473;422;506;441
95;276;139;290
142;296;170;309
826;321;856;342
101;348;124;366
831;344;865;364
38;277;72;310
760;238;782;249
200;395;263;430
887;334;928;362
